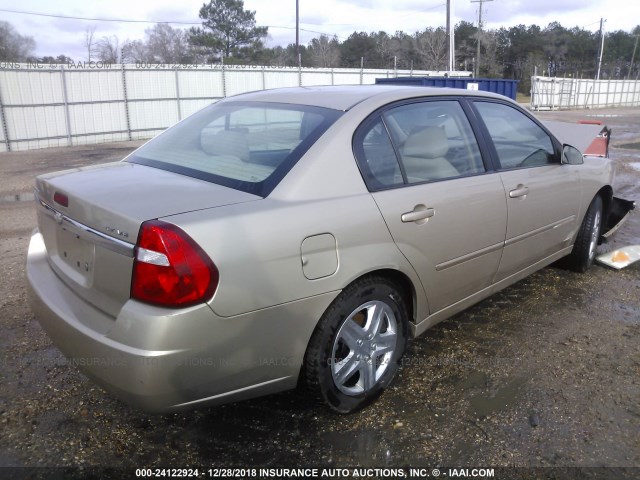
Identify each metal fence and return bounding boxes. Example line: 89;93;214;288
0;63;443;152
530;75;640;111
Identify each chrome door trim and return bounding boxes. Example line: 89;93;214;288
38;197;135;258
504;215;576;248
435;242;504;271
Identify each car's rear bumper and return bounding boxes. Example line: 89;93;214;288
27;230;338;412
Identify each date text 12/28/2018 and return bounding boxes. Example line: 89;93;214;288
135;467;496;478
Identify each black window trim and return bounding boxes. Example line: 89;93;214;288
380;115;409;184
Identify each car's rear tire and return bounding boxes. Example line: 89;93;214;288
304;276;408;413
567;195;603;273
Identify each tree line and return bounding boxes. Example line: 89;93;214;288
1;0;639;94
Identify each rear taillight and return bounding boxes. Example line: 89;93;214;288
131;220;218;308
53;191;69;207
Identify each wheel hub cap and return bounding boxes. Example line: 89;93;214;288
589;210;601;260
330;300;398;396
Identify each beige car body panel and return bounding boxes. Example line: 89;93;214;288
28;230;340;410
26;85;618;411
372;174;507;313
496;164;581;282
34;162;260;317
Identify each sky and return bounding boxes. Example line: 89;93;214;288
1;0;639;61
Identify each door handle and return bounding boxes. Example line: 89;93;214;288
509;185;529;198
401;206;435;223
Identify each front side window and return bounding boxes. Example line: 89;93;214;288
127;101;341;197
474;101;557;169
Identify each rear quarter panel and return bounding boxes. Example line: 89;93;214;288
162;110;428;324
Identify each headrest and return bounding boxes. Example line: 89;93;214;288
201;130;250;161
402;126;449;159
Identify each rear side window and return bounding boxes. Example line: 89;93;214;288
357;118;404;188
354;100;486;190
384;101;485;183
127;101;341;197
474;101;557;169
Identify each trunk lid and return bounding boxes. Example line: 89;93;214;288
35;162;259;317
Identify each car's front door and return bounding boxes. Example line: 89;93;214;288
471;100;582;282
355;99;507;314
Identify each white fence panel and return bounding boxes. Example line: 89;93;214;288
362;69;396;84
0;64;535;152
178;70;224;98
333;71;362;85
179;98;217;118
131;128;166;141
0;69;68;151
72;133;129;146
531;76;640;110
68;102;126;136
0;70;64;105
5;105;67;150
0;104;5;152
300;70;333;86
129;99;180;131
225;70;264;96
65;70;123;103
126;69;177;100
177;70;224;99
264;70;300;89
0;64;442;152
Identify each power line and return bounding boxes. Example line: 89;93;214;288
269;25;347;40
0;7;347;40
0;7;348;40
0;8;200;25
0;5;447;32
581;21;602;29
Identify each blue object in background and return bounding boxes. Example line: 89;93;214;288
375;77;520;101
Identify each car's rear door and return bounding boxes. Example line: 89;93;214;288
354;99;507;314
470;100;582;282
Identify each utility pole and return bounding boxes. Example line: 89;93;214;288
447;0;456;72
296;0;301;67
470;0;493;77
628;34;639;80
596;18;606;80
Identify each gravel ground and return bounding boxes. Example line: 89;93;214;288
0;109;638;476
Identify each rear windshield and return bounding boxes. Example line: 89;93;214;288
127;101;342;197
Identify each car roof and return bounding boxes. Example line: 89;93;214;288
223;85;512;111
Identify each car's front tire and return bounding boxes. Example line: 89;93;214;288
567;195;603;273
304;276;409;413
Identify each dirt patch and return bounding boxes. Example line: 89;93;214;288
0;141;144;197
619;142;640;150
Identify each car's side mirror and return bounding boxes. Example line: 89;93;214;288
562;144;584;165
